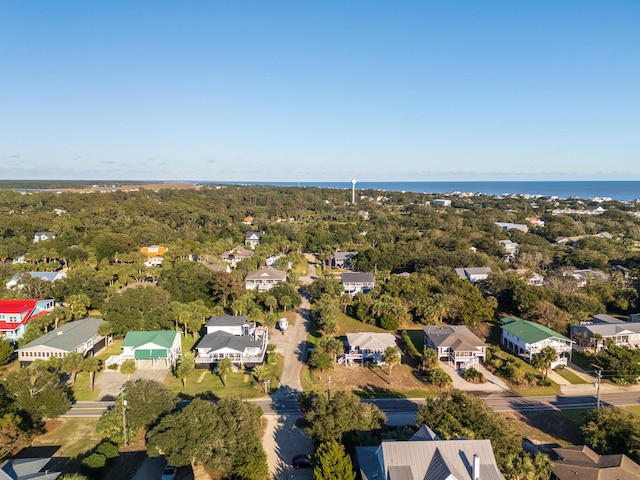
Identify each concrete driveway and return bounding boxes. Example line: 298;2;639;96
94;368;169;400
263;414;314;480
439;362;510;393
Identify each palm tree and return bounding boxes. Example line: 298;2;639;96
532;346;557;381
61;351;84;385
120;359;137;381
383;346;400;377
82;356;101;392
217;357;233;387
175;352;195;389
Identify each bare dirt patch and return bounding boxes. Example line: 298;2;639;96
310;364;433;396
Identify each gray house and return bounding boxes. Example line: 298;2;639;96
17;317;107;367
341;272;375;295
356;425;505;480
333;251;358;269
423;325;487;370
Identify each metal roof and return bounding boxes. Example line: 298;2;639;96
19;317;104;352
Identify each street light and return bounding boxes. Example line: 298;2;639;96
327;376;332;401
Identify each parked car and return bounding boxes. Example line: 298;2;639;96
292;454;312;469
161;464;176;480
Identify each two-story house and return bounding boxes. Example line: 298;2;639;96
33;231;56;243
501;317;574;368
245;267;287;292
195;315;268;366
0;299;55;342
244;230;263;250
423;324;487;370
140;245;169;267
341;272;375;295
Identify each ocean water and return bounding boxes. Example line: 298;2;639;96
219;181;640;202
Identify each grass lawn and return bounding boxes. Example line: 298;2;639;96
164;354;284;398
570;351;596;371
72;372;100;401
503;408;589;447
511;383;562;396
554;368;589;384
95;339;123;362
335;313;387;336
403;328;425;351
31;417;102;460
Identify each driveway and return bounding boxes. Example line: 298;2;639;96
94;368;169;400
263;414;314;480
439;362;510;394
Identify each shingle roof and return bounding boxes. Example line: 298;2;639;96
197;331;262;353
206;316;248;328
334;251;358;261
553;445;640;480
19;317;104;352
422;325;486;351
501;317;572;344
346;332;396;351
341;272;375;283
245;266;287;281
122;331;178;349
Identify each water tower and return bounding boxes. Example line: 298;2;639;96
351;179;356;204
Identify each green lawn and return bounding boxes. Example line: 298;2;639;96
403;328;425;351
32;417;102;459
164;354;284;398
555;368;589;384
72;372;100;401
335;313;387;336
570;351;597;371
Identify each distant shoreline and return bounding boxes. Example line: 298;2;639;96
2;180;639;201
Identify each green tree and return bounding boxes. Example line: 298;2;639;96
382;346;400;376
61;351;84;385
146;397;268;479
313;441;356;480
175;353;195;389
416;391;523;472
83;356;101;392
317;336;344;362
65;293;91;318
159;261;214;304
0;338;13;366
104;287;173;336
4;360;71;426
308;349;333;371
217;358;232;387
531;346;557;381
120;359;137;380
303;390;385;445
581;407;640;462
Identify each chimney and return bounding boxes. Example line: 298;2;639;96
472;454;480;480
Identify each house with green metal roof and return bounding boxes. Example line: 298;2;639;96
107;331;181;368
501;316;574;368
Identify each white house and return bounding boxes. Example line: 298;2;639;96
501;317;574;368
423;325;487;370
205;315;250;336
244;230;263;250
245;267;287;292
454;267;492;283
433;199;452;207
341;272;375;295
500;239;520;257
107;331;181;368
33;231;56;243
6;271;67;289
196;316;268;366
571;314;640;351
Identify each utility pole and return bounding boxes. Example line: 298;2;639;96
327;376;332;401
595;370;602;410
122;398;129;446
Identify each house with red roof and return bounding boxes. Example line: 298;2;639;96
0;299;55;342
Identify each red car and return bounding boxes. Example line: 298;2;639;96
292;454;312;468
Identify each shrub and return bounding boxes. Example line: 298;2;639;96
428;368;452;387
96;441;119;459
401;330;420;359
462;367;485;383
379;314;399;331
82;452;106;470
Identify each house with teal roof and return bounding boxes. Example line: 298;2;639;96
501;317;574;368
107;331;181;369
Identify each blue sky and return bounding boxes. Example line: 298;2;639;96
1;1;639;182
